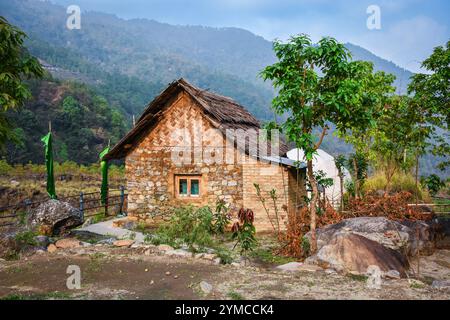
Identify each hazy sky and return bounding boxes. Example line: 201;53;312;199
51;0;450;73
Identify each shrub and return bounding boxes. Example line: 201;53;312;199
363;171;427;200
346;191;430;221
212;199;231;234
421;174;445;196
156;205;214;249
232;208;257;255
14;230;37;246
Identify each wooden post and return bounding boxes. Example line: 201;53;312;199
119;185;125;215
105;188;109;216
79;192;84;221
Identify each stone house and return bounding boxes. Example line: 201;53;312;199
104;79;306;232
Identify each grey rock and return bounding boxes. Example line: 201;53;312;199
384;270;401;279
431;280;450;291
165;249;191;258
199;281;213;294
305;217;437;257
276;262;302;272
28;199;83;236
34;235;50;247
312;233;408;276
366;265;382;289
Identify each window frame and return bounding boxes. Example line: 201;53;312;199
175;175;202;198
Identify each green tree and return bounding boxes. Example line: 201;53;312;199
408;40;449;193
261;34;379;252
0;16;43;147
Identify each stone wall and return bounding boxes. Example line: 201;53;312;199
125;92;244;217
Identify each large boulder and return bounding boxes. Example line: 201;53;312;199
306;232;409;276
305;217;437;256
28;199;83;236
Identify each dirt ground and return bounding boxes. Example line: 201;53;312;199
1;245;449;300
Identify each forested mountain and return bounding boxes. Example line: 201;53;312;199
3;0;443;176
5;77;128;164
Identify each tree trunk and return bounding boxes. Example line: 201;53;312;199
415;153;419;205
307;159;318;254
339;172;344;213
353;158;359;198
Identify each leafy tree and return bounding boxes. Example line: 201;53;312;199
408;41;449;193
261;34;380;252
0;16;43;147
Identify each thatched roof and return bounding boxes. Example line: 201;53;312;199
104;78;289;161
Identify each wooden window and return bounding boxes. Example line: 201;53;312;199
175;175;201;198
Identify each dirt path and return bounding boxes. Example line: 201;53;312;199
0;246;449;300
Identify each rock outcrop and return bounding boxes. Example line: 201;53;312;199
28;199;83;236
306;233;409;276
305;216;437;256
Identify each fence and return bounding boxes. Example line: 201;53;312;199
0;186;128;229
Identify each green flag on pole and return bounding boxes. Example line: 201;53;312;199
99;146;110;205
41;132;57;199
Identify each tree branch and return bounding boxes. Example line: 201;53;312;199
314;126;328;150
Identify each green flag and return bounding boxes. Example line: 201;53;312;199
41;132;57;199
99;146;110;205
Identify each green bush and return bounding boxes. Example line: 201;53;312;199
156;205;214;249
421;174;445;196
0;159;13;176
212;199;231;234
14;230;37;246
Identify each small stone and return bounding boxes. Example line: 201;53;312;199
431;280;450;291
34;235;50;247
47;244;57;253
145;268;149;272
150;280;154;285
276;262;303;272
324;268;337;274
194;253;205;259
366;265;382;289
165;271;171;276
202;253;216;261
384;270;401;279
144;249;152;256
166;249;191;258
35;249;46;255
174;275;178;279
55;238;81;249
157;244;174;252
113;240;135;247
199;281;212;294
213;258;221;265
81;242;92;247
